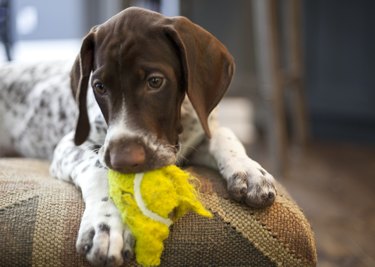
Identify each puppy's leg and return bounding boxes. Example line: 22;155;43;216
193;127;276;208
50;132;134;267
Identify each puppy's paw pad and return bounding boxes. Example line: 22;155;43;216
245;178;276;208
76;211;134;266
228;170;276;208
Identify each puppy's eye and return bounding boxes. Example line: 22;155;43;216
94;82;106;95
147;76;164;90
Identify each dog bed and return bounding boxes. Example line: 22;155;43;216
0;158;317;266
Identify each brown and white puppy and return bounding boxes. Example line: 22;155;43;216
0;7;276;266
71;7;234;174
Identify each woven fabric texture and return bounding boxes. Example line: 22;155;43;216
0;159;317;267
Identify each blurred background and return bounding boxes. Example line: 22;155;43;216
0;0;374;266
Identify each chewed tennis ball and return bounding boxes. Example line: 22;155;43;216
108;165;212;266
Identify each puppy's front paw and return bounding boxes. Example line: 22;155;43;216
227;166;276;208
76;200;134;266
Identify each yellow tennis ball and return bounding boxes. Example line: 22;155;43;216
108;165;212;266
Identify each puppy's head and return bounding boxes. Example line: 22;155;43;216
71;7;234;173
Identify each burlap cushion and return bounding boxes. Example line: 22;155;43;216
0;158;317;267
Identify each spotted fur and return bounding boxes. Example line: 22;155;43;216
0;59;276;266
0;10;276;267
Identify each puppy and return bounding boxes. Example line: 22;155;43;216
0;7;276;266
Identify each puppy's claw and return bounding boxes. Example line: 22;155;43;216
227;172;248;202
123;228;135;261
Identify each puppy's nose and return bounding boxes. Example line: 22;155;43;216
109;142;146;172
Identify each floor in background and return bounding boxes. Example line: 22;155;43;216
250;140;375;267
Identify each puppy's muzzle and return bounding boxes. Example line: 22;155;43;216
105;139;146;173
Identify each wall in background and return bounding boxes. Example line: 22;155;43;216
183;0;375;144
303;0;375;143
11;0;179;41
11;0;86;40
181;0;256;97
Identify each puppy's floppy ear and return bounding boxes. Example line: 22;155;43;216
164;17;235;138
70;29;95;146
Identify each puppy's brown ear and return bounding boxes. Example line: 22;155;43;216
165;17;235;137
70;30;95;146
